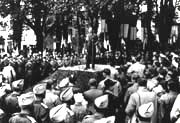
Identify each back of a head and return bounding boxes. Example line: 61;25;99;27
103;68;111;76
9;115;33;123
131;72;139;82
138;77;147;87
167;79;179;92
88;78;97;87
158;68;167;77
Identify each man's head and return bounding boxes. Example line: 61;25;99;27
131;72;139;82
88;78;97;87
33;83;46;101
167;79;179;92
102;68;111;78
12;79;24;92
138;78;147;87
18;92;35;111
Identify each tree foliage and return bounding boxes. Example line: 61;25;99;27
0;0;178;52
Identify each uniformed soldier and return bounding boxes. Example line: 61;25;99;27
4;79;24;119
59;87;74;105
43;82;61;109
85;33;97;70
33;83;50;123
24;61;33;89
83;78;103;114
49;103;74;123
82;94;110;123
2;59;16;84
70;93;88;122
58;77;74;92
9;92;37;123
98;68;122;97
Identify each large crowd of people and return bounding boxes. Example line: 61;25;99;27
0;49;180;123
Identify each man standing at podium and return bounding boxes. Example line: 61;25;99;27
85;32;97;70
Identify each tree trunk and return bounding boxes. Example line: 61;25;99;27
13;18;23;51
159;0;174;52
145;0;153;61
35;29;44;52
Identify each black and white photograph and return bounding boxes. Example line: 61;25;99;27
0;0;179;123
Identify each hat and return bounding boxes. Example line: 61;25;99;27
58;77;70;88
18;92;35;107
49;104;67;122
60;87;73;102
94;94;109;109
12;79;24;90
137;102;154;120
33;83;46;95
50;104;74;122
94;116;115;123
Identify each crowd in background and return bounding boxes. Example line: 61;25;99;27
0;49;180;123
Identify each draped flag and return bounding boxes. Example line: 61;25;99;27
120;24;129;38
60;35;66;48
130;27;137;40
67;34;72;44
97;19;101;36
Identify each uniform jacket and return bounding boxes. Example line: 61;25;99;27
83;88;103;114
83;88;103;104
125;87;158;123
124;83;139;105
33;101;50;123
2;65;16;83
71;103;88;122
170;94;180;122
4;91;21;115
9;113;37;123
98;78;122;97
159;91;178;123
43;90;61;109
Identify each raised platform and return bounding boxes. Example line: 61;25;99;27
43;64;118;92
58;64;118;72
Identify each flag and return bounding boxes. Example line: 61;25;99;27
61;35;66;48
130;27;137;40
67;34;72;43
120;24;129;38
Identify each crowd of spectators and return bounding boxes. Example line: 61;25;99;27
0;50;180;123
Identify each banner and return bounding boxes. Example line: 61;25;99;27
120;24;129;38
130;27;137;40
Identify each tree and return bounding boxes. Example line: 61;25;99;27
0;0;23;51
158;0;175;51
